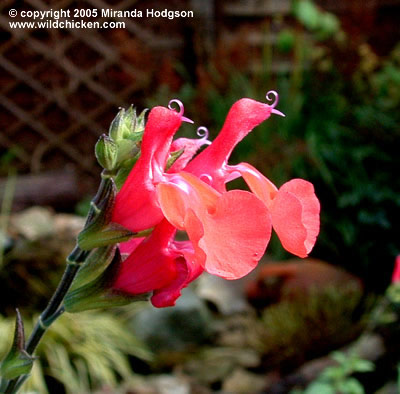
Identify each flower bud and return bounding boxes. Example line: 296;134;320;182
115;139;140;167
109;106;147;142
109;108;126;141
95;134;118;171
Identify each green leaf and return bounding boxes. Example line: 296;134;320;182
304;382;335;394
352;359;375;373
109;106;147;142
277;29;295;53
135;108;148;133
321;366;344;380
294;0;320;31
109;108;125;141
331;351;348;364
337;378;364;394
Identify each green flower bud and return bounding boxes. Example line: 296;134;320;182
135;108;148;134
109;106;147;142
108;108;125;141
115;139;140;165
95;134;118;171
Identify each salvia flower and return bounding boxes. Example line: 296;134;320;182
111;92;320;307
392;255;400;284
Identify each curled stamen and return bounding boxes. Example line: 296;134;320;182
199;174;213;185
266;90;279;108
197;126;209;139
197;126;212;145
168;99;184;116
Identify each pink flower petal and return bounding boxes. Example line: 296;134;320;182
230;162;278;208
185;98;275;191
271;179;320;257
193;190;272;279
157;172;220;230
227;165;320;258
168;134;210;173
157;173;272;279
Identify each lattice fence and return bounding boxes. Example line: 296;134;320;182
0;0;192;185
2;0;395;193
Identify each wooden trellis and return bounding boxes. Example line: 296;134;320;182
2;0;397;192
0;0;301;184
0;0;188;182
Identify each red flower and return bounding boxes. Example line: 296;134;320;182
157;172;272;279
111;93;320;307
114;220;203;307
185;93;320;257
392;255;400;284
111;102;184;232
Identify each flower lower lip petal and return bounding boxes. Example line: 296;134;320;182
271;108;285;117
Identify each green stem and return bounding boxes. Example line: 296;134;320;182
3;174;111;393
3;374;28;394
4;247;87;393
25;252;85;354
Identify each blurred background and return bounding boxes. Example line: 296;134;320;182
1;0;400;393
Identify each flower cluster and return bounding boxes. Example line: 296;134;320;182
110;93;320;307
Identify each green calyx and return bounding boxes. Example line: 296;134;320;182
69;245;117;291
0;310;34;381
77;177;136;250
109;106;147;142
95;134;118;171
78;222;136;250
165;148;184;171
96;106;147;173
64;249;150;313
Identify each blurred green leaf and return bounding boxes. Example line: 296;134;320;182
305;382;335;394
294;0;320;31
